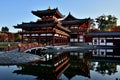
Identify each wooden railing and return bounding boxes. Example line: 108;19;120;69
6;43;42;52
7;45;18;51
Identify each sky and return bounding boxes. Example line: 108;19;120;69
0;0;120;32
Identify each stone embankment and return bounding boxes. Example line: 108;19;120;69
0;45;117;65
0;50;41;65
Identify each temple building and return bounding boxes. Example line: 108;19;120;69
61;13;91;44
14;7;91;46
14;8;70;46
85;31;120;46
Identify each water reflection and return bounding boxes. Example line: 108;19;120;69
72;48;120;80
14;63;70;80
0;48;120;80
14;52;70;80
0;48;5;52
64;48;120;80
64;55;90;79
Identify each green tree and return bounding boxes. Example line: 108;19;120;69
96;62;117;75
1;26;9;32
1;26;9;42
96;15;117;31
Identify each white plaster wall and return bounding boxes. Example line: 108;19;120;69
100;38;106;45
106;43;113;45
93;38;98;45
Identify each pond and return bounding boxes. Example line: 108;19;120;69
0;48;120;80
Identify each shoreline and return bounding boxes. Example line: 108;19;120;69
41;45;120;53
0;45;119;65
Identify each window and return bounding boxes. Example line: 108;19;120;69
101;39;104;43
94;40;97;44
101;52;104;55
94;51;97;55
71;35;77;38
94;40;97;42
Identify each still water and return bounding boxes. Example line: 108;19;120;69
0;48;120;80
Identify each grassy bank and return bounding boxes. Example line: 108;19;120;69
0;42;19;48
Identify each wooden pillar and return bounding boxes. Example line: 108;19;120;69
64;38;65;45
45;33;47;46
61;38;62;45
30;34;32;43
67;37;69;44
92;37;93;45
66;38;67;45
38;34;41;44
105;37;107;46
66;37;67;45
98;36;100;45
52;33;55;46
58;37;60;46
78;34;80;43
60;37;61;45
62;38;63;45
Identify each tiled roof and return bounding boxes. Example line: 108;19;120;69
86;31;120;37
63;12;78;20
61;19;89;25
32;8;64;18
14;22;57;28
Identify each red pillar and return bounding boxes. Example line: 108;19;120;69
78;34;80;43
30;34;32;43
66;38;68;45
59;37;60;46
60;38;62;45
52;33;55;46
38;34;41;44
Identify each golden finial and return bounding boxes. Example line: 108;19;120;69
48;6;51;10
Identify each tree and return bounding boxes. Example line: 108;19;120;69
1;26;9;32
1;26;9;42
96;15;117;31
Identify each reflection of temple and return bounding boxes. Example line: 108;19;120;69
84;49;119;75
63;52;90;79
14;52;70;80
84;49;120;62
14;63;70;80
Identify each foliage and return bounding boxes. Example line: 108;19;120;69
90;19;96;29
1;26;9;32
14;33;21;42
0;42;19;48
96;62;117;75
95;15;117;31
